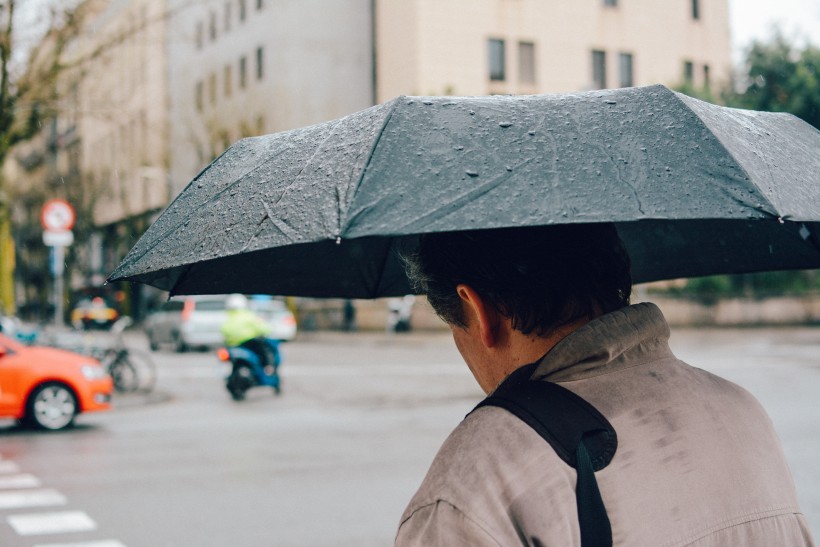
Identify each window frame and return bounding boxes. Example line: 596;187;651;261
618;52;633;88
488;38;506;82
518;41;536;85
592;49;607;89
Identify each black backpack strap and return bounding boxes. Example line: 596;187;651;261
471;364;616;547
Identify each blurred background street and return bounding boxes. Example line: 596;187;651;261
0;0;818;545
1;323;818;546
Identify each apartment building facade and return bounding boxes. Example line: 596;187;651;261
376;0;730;100
166;0;375;197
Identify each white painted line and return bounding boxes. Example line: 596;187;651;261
0;460;20;473
0;488;66;509
7;510;97;536
35;540;126;547
0;473;42;489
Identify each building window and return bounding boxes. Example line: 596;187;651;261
239;56;247;89
618;52;633;87
518;41;536;84
703;64;710;89
195;81;203;111
488;39;505;81
683;60;694;84
195;22;203;49
603;0;617;6
209;11;218;41
691;0;700;20
208;72;217;105
224;65;233;97
238;0;246;22
224;2;232;32
256;0;263;9
592;50;606;89
256;46;264;80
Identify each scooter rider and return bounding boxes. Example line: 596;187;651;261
220;294;275;374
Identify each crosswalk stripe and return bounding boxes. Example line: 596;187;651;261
34;540;126;547
0;488;66;509
0;461;21;473
7;510;97;536
0;473;41;489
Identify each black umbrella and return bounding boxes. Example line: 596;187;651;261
109;84;820;298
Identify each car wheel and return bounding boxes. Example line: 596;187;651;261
174;333;188;353
25;383;78;431
148;331;159;352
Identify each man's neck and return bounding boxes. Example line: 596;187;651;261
486;317;592;392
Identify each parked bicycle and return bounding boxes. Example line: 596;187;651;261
94;317;157;394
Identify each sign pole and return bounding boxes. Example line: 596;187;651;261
52;245;66;327
40;200;75;328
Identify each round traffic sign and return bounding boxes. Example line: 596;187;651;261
41;199;75;231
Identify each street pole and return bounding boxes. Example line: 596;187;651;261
51;244;65;327
41;200;75;328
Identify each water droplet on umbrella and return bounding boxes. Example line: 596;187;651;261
469;110;475;115
466;170;479;177
454;145;464;151
605;100;616;105
423;100;433;105
528;131;536;136
499;122;512;128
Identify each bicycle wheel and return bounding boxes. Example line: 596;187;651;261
124;349;157;393
109;355;140;393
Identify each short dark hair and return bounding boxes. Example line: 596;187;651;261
404;223;632;335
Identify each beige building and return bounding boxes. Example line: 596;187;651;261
166;0;374;196
68;0;172;231
376;0;730;100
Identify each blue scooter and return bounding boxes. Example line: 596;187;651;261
218;338;281;401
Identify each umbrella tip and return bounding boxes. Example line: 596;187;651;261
336;237;341;245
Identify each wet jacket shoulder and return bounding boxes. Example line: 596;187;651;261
396;303;814;546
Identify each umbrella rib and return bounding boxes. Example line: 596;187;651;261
362;157;533;234
338;98;401;237
111;145;295;278
672;92;781;216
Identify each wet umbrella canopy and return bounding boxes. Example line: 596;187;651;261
109;85;820;298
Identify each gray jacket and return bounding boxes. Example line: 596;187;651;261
396;303;813;546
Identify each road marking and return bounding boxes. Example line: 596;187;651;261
34;541;126;547
0;460;20;473
0;473;41;489
7;510;96;536
0;488;66;509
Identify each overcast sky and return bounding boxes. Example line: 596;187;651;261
730;0;820;62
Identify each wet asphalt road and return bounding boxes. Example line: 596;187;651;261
0;326;818;546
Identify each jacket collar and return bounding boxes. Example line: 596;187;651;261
532;302;673;383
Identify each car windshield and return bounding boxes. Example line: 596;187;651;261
0;333;22;352
195;300;227;311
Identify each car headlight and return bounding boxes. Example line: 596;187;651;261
81;364;109;380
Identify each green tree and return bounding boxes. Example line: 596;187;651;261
734;33;820;129
674;31;819;130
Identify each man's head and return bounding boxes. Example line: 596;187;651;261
405;223;632;337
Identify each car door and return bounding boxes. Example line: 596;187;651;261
0;336;23;416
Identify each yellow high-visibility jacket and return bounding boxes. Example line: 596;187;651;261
220;309;270;347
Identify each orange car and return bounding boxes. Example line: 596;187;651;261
0;334;113;430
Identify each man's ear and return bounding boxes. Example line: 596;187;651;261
456;284;500;348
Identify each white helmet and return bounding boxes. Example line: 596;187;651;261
226;293;248;310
